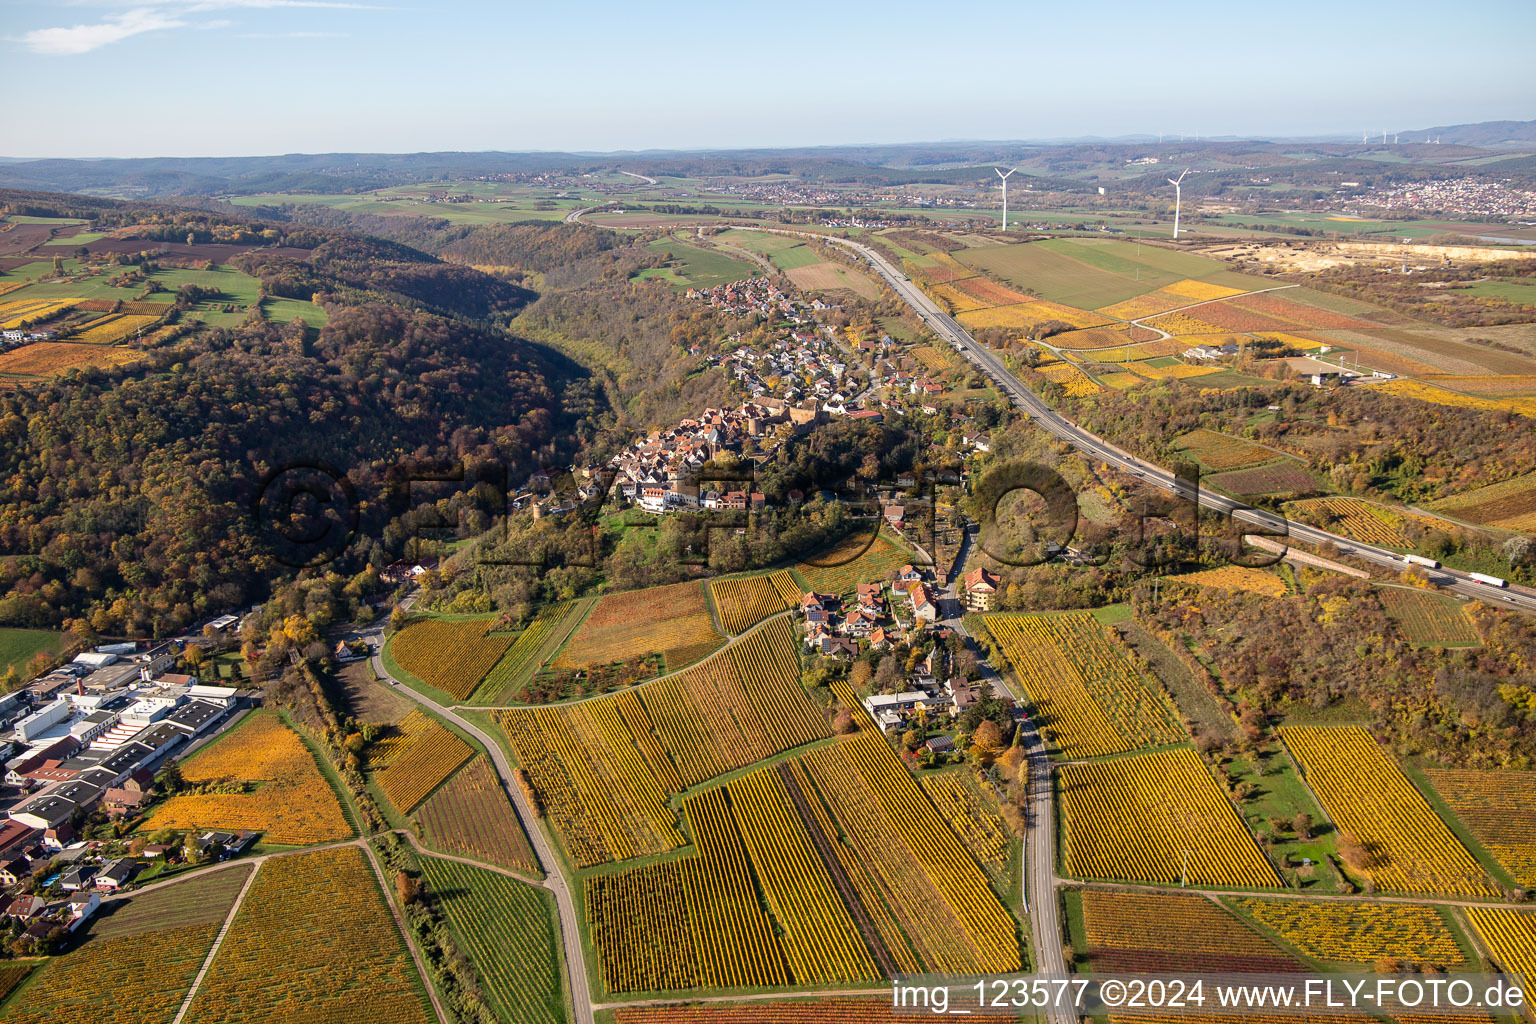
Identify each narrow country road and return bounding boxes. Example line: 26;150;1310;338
365;613;596;1024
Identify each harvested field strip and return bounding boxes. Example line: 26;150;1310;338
1428;471;1536;532
1423;770;1536;887
1059;747;1281;888
1280;726;1496;897
417;755;539;874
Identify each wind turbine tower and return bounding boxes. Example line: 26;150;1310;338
1168;168;1190;240
995;167;1017;230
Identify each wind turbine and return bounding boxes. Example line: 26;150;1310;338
995;167;1016;230
1168;167;1190;239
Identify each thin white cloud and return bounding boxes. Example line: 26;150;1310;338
15;7;186;55
237;29;350;37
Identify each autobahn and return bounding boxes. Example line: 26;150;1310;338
768;227;1536;615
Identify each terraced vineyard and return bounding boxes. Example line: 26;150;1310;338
418;856;563;1024
1280;726;1497;897
373;711;475;812
143;711;352;844
416;756;539;874
709;569;800;634
983;611;1182;758
389;616;515;700
499;616;828;866
1423;769;1536;886
185;847;432;1024
1379;588;1480;646
1059;747;1280;888
554;580;724;671
1231;899;1464;966
1082;891;1297;973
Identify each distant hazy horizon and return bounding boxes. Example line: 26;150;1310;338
5;0;1534;160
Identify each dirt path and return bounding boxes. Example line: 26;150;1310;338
393;828;546;887
167;856;263;1024
776;762;899;979
362;839;451;1024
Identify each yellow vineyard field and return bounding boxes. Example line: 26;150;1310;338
1173;566;1288;598
500;616;828;866
1467;908;1536;990
390;616;515;700
185;847;433;1023
921;771;1010;865
373;713;474;813
144;711;352;844
709;569;799;634
70;313;162;345
1280;726;1496;897
1423;769;1536;886
1135;361;1225;381
554;579;724;670
1232;899;1464;966
1376;378;1536;418
1284;497;1449;549
984;612;1182;758
1036;360;1101;396
0;341;143;378
1059;747;1280;888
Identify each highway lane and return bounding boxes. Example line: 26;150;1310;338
758;227;1535;615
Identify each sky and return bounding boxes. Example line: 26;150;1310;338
3;0;1534;159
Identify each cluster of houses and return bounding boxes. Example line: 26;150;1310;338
0;327;57;351
685;276;806;319
2;645;239;847
0;823;254;948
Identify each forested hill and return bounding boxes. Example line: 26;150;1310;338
0;191;606;637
